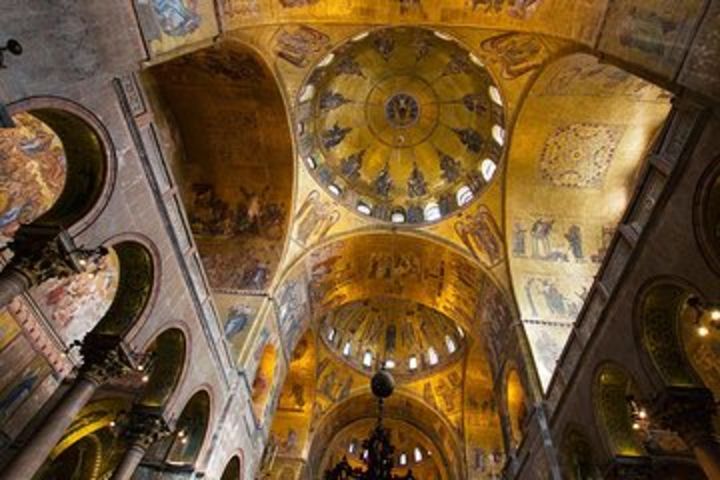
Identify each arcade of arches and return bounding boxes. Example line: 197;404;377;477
0;2;720;479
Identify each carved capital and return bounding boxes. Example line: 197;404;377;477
5;231;108;287
78;337;135;385
650;387;718;448
123;410;171;451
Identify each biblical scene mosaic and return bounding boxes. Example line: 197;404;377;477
506;53;671;388
31;248;120;346
0;113;66;247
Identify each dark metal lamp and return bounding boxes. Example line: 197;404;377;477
324;369;416;480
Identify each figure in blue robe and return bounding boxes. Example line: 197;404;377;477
224;304;251;340
152;0;201;37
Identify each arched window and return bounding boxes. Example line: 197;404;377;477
139;328;186;407
220;455;242;480
163;391;211;466
593;363;645;457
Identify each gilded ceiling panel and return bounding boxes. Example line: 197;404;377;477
401;360;466;433
223;0;607;46
314;346;368;421
506;53;671;389
228;25;566;289
301;233;499;331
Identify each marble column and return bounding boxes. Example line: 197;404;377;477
651;387;720;479
0;235;107;308
0;341;134;480
110;410;171;480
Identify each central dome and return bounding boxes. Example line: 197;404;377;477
296;27;506;225
320;298;466;379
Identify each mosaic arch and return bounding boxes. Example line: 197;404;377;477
270;231;516;368
320;418;450;479
0;108;107;247
307;391;465;480
222;0;606;47
82;241;156;338
594;359;692;461
505;52;672;389
296;26;505;225
32;246;120;346
263;231;511;479
145;41;294;293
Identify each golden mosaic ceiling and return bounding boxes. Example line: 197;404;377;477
296;27;505;224
319;297;466;379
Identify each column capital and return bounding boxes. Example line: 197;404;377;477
78;337;136;386
5;229;108;286
122;409;172;451
650;386;717;448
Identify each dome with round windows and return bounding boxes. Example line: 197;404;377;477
320;297;466;378
296;27;505;225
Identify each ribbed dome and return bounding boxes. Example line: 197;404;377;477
320;297;466;379
296;26;505;225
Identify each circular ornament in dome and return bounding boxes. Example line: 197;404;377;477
296;27;506;225
320;298;466;379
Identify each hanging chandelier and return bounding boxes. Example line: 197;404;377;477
324;369;416;480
